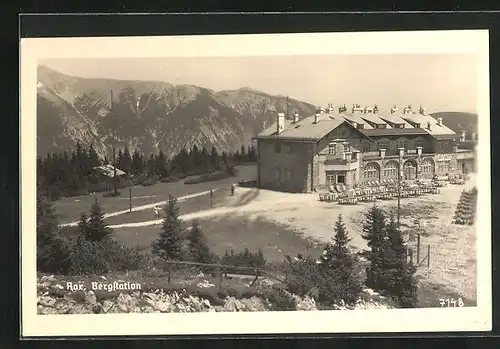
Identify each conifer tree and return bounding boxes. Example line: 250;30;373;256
210;146;219;170
121;146;132;174
36;195;70;273
240;145;246;162
77;212;88;237
132;149;143;174
187;220;212;264
83;197;112;242
361;205;388;291
152;195;184;261
383;215;419;307
318;214;362;304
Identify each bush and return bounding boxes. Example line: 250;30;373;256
266;288;296;311
69;237;144;275
285;256;319;297
221;248;266;274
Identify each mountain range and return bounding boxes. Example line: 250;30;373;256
36;65;478;159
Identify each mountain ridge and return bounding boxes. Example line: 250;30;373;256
36;65;478;159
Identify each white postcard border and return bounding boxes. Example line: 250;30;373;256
20;30;492;336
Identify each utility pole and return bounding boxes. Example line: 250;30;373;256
111;89;117;196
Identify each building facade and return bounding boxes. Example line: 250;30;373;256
253;105;476;193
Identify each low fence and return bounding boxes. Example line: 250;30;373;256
164;260;286;287
406;233;431;268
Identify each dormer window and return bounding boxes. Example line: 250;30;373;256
395;123;405;129
376;124;386;129
357;123;365;129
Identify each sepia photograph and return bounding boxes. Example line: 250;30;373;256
20;30;491;336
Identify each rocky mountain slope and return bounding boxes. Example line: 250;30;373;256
36;66;317;159
37;273;393;314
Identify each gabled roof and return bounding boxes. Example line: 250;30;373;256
340;112;374;129
254;113;372;142
401;112;456;137
377;112;415;128
358;113;390;127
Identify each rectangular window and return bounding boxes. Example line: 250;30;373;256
326;171;336;185
378;142;389;150
383;167;398;178
275;143;281;153
343;143;351;153
284;168;293;181
396;139;408;150
328;143;336;155
337;174;346;184
437;161;450;174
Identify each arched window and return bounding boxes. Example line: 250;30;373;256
364;163;380;180
403;160;417;180
383;161;399;178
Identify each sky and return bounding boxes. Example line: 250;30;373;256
40;54;478;114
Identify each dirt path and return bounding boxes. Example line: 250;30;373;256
60;189;222;227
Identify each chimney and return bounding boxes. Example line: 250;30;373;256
314;113;320;124
328;105;334;114
293;112;299;123
419;105;426;114
460;131;466;142
437;117;443;126
277;112;285;134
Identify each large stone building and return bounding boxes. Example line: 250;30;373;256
253;104;476;193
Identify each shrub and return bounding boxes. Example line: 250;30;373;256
221;248;266;274
266;288;296;311
285;256;319;297
69;237;144;275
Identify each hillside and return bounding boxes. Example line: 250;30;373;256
36;66;317;158
430;112;478;138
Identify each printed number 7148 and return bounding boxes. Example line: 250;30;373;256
439;298;465;307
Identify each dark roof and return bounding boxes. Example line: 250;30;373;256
362;128;429;137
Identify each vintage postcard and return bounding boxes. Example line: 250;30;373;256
20;30;491;337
